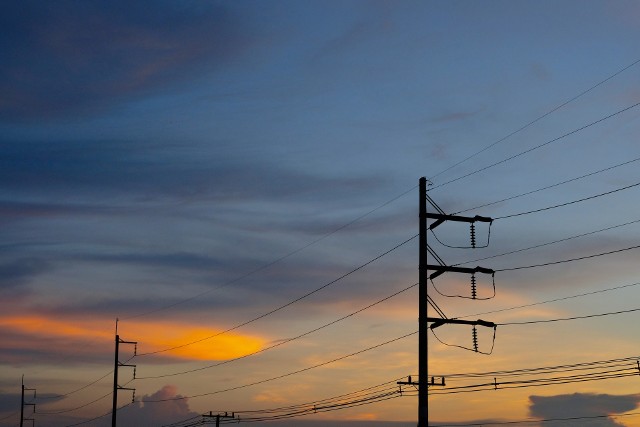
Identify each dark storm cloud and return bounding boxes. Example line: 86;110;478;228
0;0;252;121
529;393;640;426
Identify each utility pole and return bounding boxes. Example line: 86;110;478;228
112;321;137;427
203;411;236;426
20;375;36;427
418;177;495;426
418;177;429;427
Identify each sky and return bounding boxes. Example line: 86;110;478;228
2;0;640;426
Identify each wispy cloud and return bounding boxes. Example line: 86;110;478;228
0;1;254;121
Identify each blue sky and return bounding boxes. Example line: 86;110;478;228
2;1;640;426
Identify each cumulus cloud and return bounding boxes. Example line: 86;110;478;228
529;393;640;426
108;385;199;427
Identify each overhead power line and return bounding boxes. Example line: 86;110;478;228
498;307;640;326
494;180;640;220
429;57;640;181
495;243;640;272
454;155;640;215
429;100;640;191
453;217;640;267
143;331;418;403
457;280;640;319
122;186;417;321
137;282;418;379
137;234;417;357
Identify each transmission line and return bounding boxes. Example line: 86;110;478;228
429;100;640;191
138;282;418;379
454;155;640;215
137;234;417;357
143;331;417;403
429;56;640;182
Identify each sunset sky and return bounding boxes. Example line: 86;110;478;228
2;1;640;426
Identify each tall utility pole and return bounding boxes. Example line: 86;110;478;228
112;321;137;427
418;177;495;426
418;177;429;427
20;375;36;427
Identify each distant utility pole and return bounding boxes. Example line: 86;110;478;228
203;411;236;426
418;177;495;426
112;320;137;427
20;375;36;427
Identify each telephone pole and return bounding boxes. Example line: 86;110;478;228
418;177;429;426
20;375;36;427
203;411;236;426
112;321;137;427
418;177;495;426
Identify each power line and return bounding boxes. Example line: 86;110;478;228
498;307;640;325
495;243;640;272
452;217;640;267
454;155;640;215
456;280;640;319
143;331;418;403
436;355;640;379
429;57;640;182
137;234;417;357
137;282;418;379
429;100;640;191
494;180;640;220
62;401;134;427
122;186;417;321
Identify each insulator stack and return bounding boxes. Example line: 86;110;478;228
470;223;477;248
472;326;479;352
470;274;477;299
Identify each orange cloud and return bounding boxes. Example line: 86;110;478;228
0;315;265;362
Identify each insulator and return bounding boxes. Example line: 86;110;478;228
133;367;137;379
132;390;136;403
472;326;479;352
470;274;477;299
470;223;477;248
134;344;137;356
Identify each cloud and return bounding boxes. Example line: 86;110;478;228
529;393;640;426
0;257;51;290
0;314;266;365
0;138;380;204
104;385;200;427
0;1;253;121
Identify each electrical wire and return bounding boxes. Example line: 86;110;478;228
498;307;640;325
122;186;417;321
137;234;417;357
143;331;418;403
435;355;640;379
452;217;640;267
167;379;408;426
454;155;640;215
456;280;640;319
137;282;418;379
494;180;640;220
428;57;640;182
429;100;640;192
495;243;640;272
62;401;134;427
